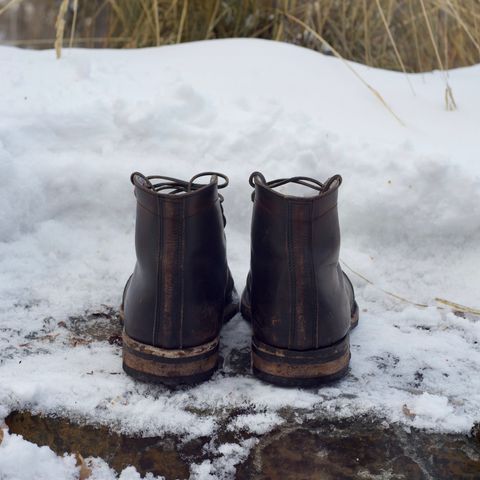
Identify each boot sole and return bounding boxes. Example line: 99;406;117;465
251;302;359;388
120;301;239;386
122;332;219;387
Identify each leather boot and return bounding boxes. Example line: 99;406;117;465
121;172;238;386
241;172;359;387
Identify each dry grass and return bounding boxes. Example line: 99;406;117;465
1;0;479;74
67;1;480;73
54;0;68;59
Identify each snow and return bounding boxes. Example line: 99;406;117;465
227;412;284;435
0;429;164;480
0;429;79;480
0;38;479;478
190;439;257;480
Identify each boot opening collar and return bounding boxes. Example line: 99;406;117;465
249;171;342;201
131;171;229;197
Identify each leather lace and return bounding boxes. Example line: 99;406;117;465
248;171;342;200
132;171;228;195
131;171;229;224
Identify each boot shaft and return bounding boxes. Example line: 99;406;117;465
248;173;351;350
124;173;229;349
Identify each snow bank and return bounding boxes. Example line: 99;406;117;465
0;428;165;480
0;39;479;469
0;429;79;480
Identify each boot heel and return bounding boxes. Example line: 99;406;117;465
251;335;350;388
122;331;219;386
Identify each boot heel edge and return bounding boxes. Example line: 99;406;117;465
251;335;350;388
122;331;219;386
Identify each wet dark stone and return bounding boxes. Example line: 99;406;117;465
6;411;480;479
472;423;480;444
391;455;426;479
5;411;196;480
236;418;480;480
426;438;480;480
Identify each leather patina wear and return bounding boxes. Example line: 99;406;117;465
121;172;237;385
241;172;359;387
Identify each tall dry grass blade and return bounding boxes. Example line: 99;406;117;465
362;0;371;66
283;11;405;126
435;298;480;316
408;0;424;73
177;0;188;43
69;0;79;48
443;7;448;71
107;0;127;29
205;0;220;39
444;85;457;110
55;0;69;59
445;0;480;54
374;0;415;95
340;260;428;308
127;0;151;48
137;0;155;46
274;20;284;41
153;0;160;46
419;0;457;110
342;260;480;316
0;0;22;17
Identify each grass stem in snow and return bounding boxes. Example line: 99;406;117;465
283;11;405;127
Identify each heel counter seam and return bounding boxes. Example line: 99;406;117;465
152;196;163;347
286;200;296;349
309;201;319;349
179;199;186;349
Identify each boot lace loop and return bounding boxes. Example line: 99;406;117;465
131;171;228;197
248;172;342;201
131;171;229;225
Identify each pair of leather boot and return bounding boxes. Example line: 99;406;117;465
120;171;358;387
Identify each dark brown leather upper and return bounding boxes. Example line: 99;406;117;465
123;172;235;349
242;172;355;350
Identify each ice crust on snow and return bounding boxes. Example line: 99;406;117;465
0;38;479;478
